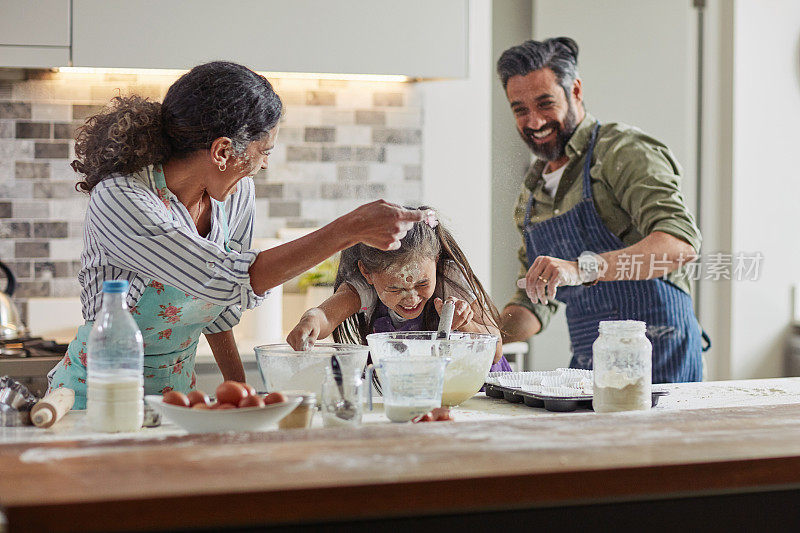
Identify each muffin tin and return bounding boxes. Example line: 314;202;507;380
491;369;593;393
483;382;668;412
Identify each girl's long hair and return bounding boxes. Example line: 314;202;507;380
332;207;500;345
72;61;283;192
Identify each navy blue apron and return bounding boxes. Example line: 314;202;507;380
523;123;703;383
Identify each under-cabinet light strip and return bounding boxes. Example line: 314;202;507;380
56;66;412;83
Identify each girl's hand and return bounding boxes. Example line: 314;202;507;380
521;256;580;305
342;200;432;251
434;297;474;331
287;309;324;351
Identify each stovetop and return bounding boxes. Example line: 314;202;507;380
0;337;69;359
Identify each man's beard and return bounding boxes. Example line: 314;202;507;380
519;101;579;161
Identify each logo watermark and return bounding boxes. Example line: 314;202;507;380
612;252;764;281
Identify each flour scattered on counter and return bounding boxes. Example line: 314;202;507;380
20;445;151;463
183;445;275;462
19;440;196;463
286;452;421;473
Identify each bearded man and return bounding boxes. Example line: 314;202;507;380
497;37;708;383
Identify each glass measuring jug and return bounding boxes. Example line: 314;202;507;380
368;356;450;423
320;363;364;428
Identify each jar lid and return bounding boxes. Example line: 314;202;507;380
282;390;317;405
598;320;646;335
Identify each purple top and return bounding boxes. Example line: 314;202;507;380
371;302;425;333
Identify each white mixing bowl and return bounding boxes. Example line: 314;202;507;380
254;343;370;400
366;332;498;407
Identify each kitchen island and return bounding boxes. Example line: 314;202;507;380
2;378;800;532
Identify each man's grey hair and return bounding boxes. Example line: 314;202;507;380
496;37;581;100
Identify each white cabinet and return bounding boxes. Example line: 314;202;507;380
72;0;469;78
0;0;469;77
0;0;71;67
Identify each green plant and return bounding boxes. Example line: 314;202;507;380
298;255;339;291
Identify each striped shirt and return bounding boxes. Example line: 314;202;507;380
78;166;266;334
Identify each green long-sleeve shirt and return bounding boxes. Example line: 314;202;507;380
507;113;701;332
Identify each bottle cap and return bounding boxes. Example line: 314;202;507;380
102;280;129;293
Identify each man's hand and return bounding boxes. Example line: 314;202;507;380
521;256;581;304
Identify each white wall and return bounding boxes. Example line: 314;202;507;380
533;0;699;212
491;0;534;309
728;0;800;378
698;0;735;380
421;0;493;281
422;0;534;302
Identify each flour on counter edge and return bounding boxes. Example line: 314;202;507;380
285;452;422;473
19;443;185;463
17;437;274;464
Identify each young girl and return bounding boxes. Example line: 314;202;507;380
287;208;511;370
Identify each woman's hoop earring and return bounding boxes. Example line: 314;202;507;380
218;162;226;172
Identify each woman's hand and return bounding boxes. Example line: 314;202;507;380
249;201;433;295
342;200;431;251
434;297;474;331
521;256;581;305
286;308;324;351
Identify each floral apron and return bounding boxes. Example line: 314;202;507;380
49;166;229;408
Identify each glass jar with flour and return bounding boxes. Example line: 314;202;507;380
592;320;652;413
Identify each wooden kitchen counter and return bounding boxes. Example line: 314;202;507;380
2;378;800;532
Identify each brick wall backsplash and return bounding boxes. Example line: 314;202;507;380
0;70;424;323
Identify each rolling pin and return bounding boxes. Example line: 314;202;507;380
31;388;75;428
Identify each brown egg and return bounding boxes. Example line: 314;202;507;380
263;392;287;405
239;395;265;408
215;381;248;405
187;390;210;407
191;403;210;410
413;412;434;423
163;391;190;407
216;403;236;410
240;382;257;396
432;407;452;421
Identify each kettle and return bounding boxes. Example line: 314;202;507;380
0;261;28;340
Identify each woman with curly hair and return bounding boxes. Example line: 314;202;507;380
48;61;427;408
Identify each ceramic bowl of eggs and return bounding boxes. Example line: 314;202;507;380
145;381;302;433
